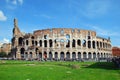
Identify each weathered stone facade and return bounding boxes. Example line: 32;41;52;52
11;19;112;60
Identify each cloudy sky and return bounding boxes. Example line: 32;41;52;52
0;0;120;47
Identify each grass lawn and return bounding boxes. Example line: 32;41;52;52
0;60;119;80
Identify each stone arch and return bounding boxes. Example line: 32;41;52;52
78;52;81;60
35;48;38;53
101;53;103;58
38;52;42;59
100;42;102;48
88;52;92;59
26;40;29;45
72;52;76;60
18;37;23;46
44;51;47;59
39;40;42;47
93;52;96;59
49;39;52;47
55;52;58;59
66;39;70;48
49;52;52;60
29;52;32;59
25;52;28;59
20;48;25;59
83;52;87;59
82;40;86;47
35;41;38;46
44;40;47;47
60;52;64;60
97;41;99;48
66;52;70;60
77;39;81;46
88;41;91;48
72;39;76;47
92;41;95;49
97;53;100;58
32;40;34;46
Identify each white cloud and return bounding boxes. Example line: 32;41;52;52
3;38;10;43
6;0;23;6
18;0;23;5
0;10;7;21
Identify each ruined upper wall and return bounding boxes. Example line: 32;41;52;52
33;28;96;37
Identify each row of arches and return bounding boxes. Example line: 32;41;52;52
20;51;111;60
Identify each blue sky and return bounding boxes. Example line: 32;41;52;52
0;0;120;47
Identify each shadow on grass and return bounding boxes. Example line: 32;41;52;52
84;62;119;70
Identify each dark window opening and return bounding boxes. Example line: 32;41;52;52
66;39;70;48
82;40;86;47
72;39;75;47
39;40;42;47
49;39;52;47
18;37;23;46
35;41;38;46
88;41;91;48
77;40;81;46
92;41;95;49
26;40;29;45
44;40;47;47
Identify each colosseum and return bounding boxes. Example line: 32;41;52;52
11;18;112;61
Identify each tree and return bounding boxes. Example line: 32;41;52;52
0;52;7;57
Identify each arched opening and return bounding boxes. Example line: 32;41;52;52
103;43;105;48
100;42;102;48
26;40;29;45
93;52;96;59
20;48;25;59
92;41;95;49
49;39;52;47
88;41;91;48
55;52;58;59
60;52;64;60
78;52;81;60
66;39;70;48
77;39;81;46
72;52;76;60
29;52;32;59
97;53;100;58
72;39;76;47
32;40;34;46
35;48;38;54
49;52;52;60
35;41;38;46
25;52;28;59
82;40;86;47
88;52;92;59
60;29;64;34
66;52;70;60
44;51;47;59
39;52;42;60
18;37;23;46
97;41;99;48
83;52;87;59
39;40;42;47
44;40;47;47
104;53;106;58
101;53;103;58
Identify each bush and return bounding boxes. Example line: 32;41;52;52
0;52;7;57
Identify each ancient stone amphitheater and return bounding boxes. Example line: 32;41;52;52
11;19;112;61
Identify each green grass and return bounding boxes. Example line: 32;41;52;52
0;60;119;80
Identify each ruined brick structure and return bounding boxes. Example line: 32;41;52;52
112;47;120;57
11;19;112;60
